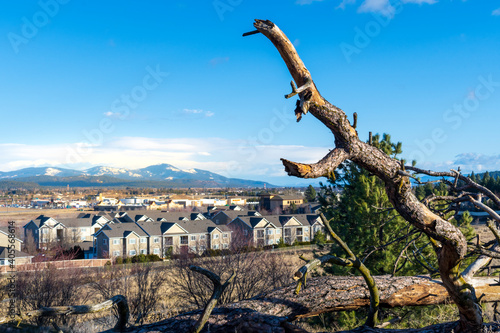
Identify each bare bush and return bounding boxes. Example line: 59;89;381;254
91;263;169;325
13;265;89;327
174;249;296;309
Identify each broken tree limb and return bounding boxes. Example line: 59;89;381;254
117;275;500;333
189;265;236;333
248;18;481;331
0;295;129;332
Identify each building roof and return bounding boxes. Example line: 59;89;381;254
234;216;277;229
99;223;148;238
0;247;33;259
132;211;206;223
290;214;321;226
270;195;303;201
56;217;99;228
0;227;23;243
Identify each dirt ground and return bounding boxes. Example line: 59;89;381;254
0;208;92;227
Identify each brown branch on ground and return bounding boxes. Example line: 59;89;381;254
0;295;129;332
189;265;236;333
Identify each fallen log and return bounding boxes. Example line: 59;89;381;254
120;275;500;332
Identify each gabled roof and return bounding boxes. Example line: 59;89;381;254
0;247;32;259
97;223;148;238
0;227;23;243
264;215;302;227
270;195;303;201
136;221;172;236
24;215;58;229
56;217;97;228
130;211;205;223
291;214;321;226
176;219;231;234
233;216;276;229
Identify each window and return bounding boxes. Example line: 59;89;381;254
200;235;206;240
213;244;219;249
243;230;248;236
140;249;147;254
267;239;274;245
113;251;120;256
103;239;107;245
154;237;160;243
42;229;48;234
140;238;147;243
180;236;188;245
213;234;219;239
257;230;264;238
129;250;136;256
223;233;228;238
304;236;309;241
164;237;173;246
80;236;86;241
304;227;309;232
153;248;160;254
191;235;196;241
276;229;281;234
72;228;78;233
266;229;273;235
223;243;228;249
129;238;136;244
113;239;120;245
81;228;87;232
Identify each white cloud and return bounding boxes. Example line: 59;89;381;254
0;138;330;184
339;0;437;15
358;0;395;16
104;111;124;118
183;109;214;117
183;109;203;114
413;153;500;174
493;8;500;16
337;0;355;9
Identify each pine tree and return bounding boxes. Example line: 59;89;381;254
304;185;317;202
319;134;436;275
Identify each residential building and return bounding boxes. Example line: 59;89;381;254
259;193;303;213
0;227;23;251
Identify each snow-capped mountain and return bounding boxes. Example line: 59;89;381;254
0;167;84;179
0;164;273;188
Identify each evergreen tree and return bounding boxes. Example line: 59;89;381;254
304;185;317;202
319;134;437;275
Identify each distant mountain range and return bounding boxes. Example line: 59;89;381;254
0;164;274;189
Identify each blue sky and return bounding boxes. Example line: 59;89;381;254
0;0;499;186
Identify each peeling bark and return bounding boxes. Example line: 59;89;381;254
120;275;500;333
245;19;481;331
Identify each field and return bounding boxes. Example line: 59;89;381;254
0;207;91;226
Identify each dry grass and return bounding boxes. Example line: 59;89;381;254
0;208;89;226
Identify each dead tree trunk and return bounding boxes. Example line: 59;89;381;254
244;19;482;332
118;275;500;333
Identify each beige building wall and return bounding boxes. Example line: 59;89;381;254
1;231;22;251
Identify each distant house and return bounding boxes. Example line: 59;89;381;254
229;216;281;247
0;248;33;266
23;215;65;250
229;214;328;246
259;194;303;213
0;227;23;251
94;223;149;258
56;216;109;242
94;219;232;259
211;210;262;225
